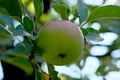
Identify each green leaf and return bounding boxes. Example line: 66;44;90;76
0;25;13;46
77;0;88;24
87;5;120;22
0;25;10;35
41;71;50;80
0;0;22;20
52;0;70;20
81;28;88;36
70;9;79;22
0;7;9;15
35;69;41;80
60;74;81;80
97;56;119;75
33;0;44;19
13;25;24;36
0;25;12;45
86;28;104;41
47;63;60;80
98;19;120;33
0;14;14;27
23;16;34;33
53;0;69;4
0;53;34;75
32;44;44;55
12;38;32;54
35;69;50;80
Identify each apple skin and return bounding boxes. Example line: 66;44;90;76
37;20;84;65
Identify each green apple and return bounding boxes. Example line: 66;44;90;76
37;20;84;65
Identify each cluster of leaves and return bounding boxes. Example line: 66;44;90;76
0;0;120;80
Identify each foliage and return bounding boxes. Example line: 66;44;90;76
0;0;120;80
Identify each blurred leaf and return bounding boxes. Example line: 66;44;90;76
35;69;41;80
0;25;11;36
53;0;69;4
87;5;120;22
0;7;9;15
81;28;88;36
13;25;24;36
40;12;58;24
0;53;34;75
23;16;34;33
0;25;12;43
60;74;81;80
0;25;13;47
97;56;119;75
0;14;14;27
113;35;120;48
86;28;104;41
0;0;22;20
70;9;79;22
97;65;107;75
47;63;60;80
32;44;44;55
97;19;120;33
33;0;44;19
0;19;5;26
35;69;50;80
41;71;50;80
11;38;32;54
77;0;88;24
52;0;70;20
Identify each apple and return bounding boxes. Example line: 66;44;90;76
37;20;84;65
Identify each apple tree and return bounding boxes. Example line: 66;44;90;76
0;0;120;80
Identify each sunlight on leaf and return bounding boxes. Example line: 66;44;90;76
87;5;120;22
33;0;44;19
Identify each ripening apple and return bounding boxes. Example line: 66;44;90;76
37;20;84;65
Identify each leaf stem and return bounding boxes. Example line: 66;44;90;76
30;56;43;72
80;21;88;27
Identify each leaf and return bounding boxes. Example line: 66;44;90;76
0;0;22;20
23;16;34;33
47;63;60;80
0;53;34;75
0;25;11;40
32;44;44;55
33;0;44;19
0;14;14;27
86;28;104;41
11;38;32;54
0;25;13;47
87;5;120;22
77;0;88;24
12;25;24;36
0;25;11;36
98;19;120;33
97;56;119;75
60;74;81;80
53;0;69;4
81;28;88;36
35;69;50;80
52;0;70;20
0;7;9;15
70;9;79;22
41;71;50;80
35;69;41;80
